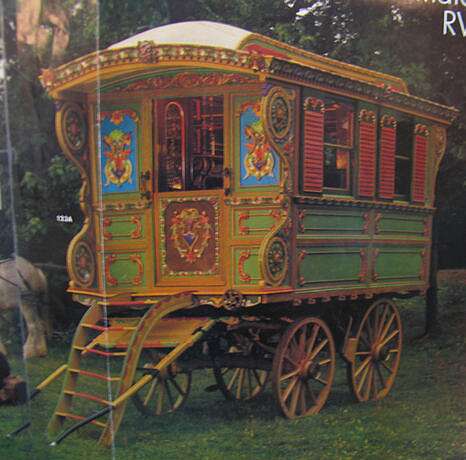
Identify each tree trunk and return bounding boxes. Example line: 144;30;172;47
425;209;440;335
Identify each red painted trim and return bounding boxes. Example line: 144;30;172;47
358;121;377;197
412;134;427;203
243;43;288;59
379;126;396;199
303;110;324;193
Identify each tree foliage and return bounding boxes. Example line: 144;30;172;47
1;0;465;267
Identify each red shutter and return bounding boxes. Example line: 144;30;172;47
412;124;428;203
379;115;397;199
303;97;324;193
358;110;376;198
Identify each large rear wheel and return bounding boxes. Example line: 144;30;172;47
346;298;402;402
272;317;336;418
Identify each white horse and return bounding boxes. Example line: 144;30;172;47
0;257;49;358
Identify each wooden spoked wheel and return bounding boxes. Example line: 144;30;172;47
347;298;402;402
132;349;192;416
213;331;269;401
272;317;336;418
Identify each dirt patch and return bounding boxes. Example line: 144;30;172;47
437;269;466;285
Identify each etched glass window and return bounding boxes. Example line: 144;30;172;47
323;100;354;191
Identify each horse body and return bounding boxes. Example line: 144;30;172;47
0;256;49;358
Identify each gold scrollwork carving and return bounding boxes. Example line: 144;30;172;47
238;250;252;283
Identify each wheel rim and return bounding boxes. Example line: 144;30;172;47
213;331;269;401
348;299;402;402
272;317;336;418
132;350;192;416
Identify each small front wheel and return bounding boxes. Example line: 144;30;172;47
132;349;191;416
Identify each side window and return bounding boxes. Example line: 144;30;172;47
394;118;414;198
158;96;224;192
323;99;354;191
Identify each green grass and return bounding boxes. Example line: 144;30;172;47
0;285;465;460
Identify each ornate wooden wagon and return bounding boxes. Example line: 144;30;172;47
19;21;458;446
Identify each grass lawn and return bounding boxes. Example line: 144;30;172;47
0;283;465;460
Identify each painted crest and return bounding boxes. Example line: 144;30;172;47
170;208;212;263
103;129;133;186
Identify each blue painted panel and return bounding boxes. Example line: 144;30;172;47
239;104;280;187
100;110;139;194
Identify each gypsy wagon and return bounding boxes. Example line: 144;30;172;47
16;21;458;446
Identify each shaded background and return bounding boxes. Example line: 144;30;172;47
0;0;465;314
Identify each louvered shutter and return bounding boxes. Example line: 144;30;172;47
358;110;377;198
412;124;428;203
303;97;324;193
379;115;397;199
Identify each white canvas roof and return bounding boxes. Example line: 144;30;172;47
109;21;251;50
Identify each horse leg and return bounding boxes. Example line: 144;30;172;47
21;299;47;358
0;338;6;356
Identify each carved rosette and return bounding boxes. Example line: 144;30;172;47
359;109;376;124
261;236;289;286
304;97;325;113
380;114;397;129
70;240;95;287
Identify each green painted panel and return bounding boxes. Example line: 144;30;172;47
374;247;423;281
298;246;362;285
104;214;145;241
376;213;425;237
108;253;146;288
233;247;261;286
233;208;280;238
299;209;367;236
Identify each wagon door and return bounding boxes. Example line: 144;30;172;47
153;96;226;290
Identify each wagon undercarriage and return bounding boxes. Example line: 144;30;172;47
11;291;403;447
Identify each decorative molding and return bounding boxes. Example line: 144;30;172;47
102;215;143;241
71;240;95;287
268;59;458;124
374;213;383;234
96;200;150;212
40;44;266;92
113;72;257;92
238;211;250;235
293;196;434;215
372;249;380;281
358;249;368;282
297;250;307;287
420;249;428;281
363;212;371;234
238;250;252;283
160;196;220;276
262;236;289;286
298;209;306;233
130;255;144;285
103;217;113;240
104;254;118;286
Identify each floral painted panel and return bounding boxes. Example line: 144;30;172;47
239;101;280;187
99;109;139;194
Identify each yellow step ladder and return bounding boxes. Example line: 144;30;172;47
12;291;217;447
